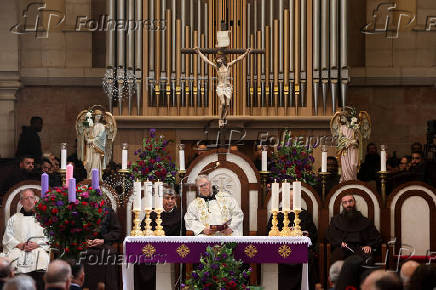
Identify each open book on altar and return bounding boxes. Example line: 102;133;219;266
209;218;231;232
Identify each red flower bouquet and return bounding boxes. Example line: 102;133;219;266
34;185;107;257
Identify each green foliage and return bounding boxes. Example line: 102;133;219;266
183;243;251;290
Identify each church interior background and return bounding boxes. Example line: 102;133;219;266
1;0;436;289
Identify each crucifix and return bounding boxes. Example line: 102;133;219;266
181;25;264;129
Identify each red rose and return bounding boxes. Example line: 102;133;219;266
93;232;98;236
51;208;58;214
82;201;88;206
64;220;69;224
77;247;83;251
98;208;102;213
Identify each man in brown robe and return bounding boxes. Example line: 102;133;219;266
327;194;382;264
267;208;319;290
134;186;184;289
81;207;122;290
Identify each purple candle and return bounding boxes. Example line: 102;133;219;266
68;178;76;203
41;173;49;198
91;168;99;190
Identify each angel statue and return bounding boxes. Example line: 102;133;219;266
76;105;117;179
330;106;371;182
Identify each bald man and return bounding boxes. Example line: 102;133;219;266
400;260;419;288
0;257;14;289
44;260;72;290
2;189;49;274
361;270;402;290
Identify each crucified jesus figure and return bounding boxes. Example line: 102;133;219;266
194;47;251;127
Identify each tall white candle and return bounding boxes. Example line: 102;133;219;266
179;147;186;171
293;181;302;210
282;181;291;211
271;180;279;211
122;150;128;170
144;180;153;209
380;145;387;172
321;151;327;172
60;143;67;170
261;150;268;172
133;181;142;210
155;181;164;210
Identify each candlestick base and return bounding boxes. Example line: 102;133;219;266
319;172;330;201
378;171;389;206
280;210;292;236
268;210;280;236
130;209;144;236
143;209;154;236
118;169;130;174
291;209;303;236
58;168;66;187
154;210;165;236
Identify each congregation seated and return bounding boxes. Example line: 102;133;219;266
328;260;344;290
185;175;243;236
327;194;382;264
0;156;39;198
400;260;419;289
2;189;49;280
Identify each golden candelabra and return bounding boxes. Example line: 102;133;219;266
154;209;165;236
143;209;154;236
291;209;303;236
268;210;280;236
280;210;292;236
130;209;144;236
319;171;330;201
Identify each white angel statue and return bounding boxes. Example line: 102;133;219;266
76;106;117;179
330;107;371;182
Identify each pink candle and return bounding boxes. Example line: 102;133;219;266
66;164;73;187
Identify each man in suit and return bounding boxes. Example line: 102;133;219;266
67;261;84;290
43;260;72;290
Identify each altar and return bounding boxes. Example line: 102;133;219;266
122;236;311;290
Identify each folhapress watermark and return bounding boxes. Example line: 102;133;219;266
361;2;436;38
10;2;65;39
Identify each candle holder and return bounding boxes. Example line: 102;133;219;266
291;209;303;236
259;170;270;207
143;209;154;236
319;171;330;201
378;170;388;206
268;210;280;236
280;210;292;236
154;209;166;236
130;209;144;236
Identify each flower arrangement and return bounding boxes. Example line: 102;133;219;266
182;243;251;290
83;110;94;128
340;106;360;130
34;185;107;257
129;128;176;184
269;130;318;186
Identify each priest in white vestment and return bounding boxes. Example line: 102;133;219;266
2;189;49;274
185;175;244;236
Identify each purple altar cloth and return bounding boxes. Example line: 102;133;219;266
124;236;310;264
